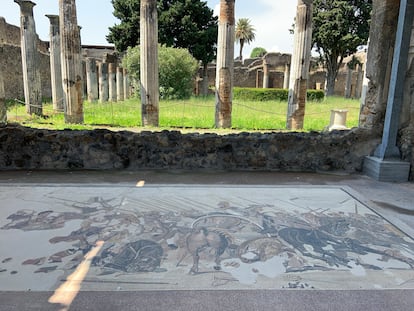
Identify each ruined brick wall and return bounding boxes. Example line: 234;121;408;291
0;125;382;175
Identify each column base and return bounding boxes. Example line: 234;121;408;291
363;156;411;182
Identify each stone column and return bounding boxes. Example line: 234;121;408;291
59;0;83;124
283;63;290;89
123;68;130;100
344;66;353;98
0;73;6;126
355;64;364;99
364;0;414;182
262;61;269;88
287;0;313;130
116;66;124;101
15;0;42;116
86;58;98;102
140;0;159;126
108;62;117;102
46;14;64;112
98;62;109;103
215;0;235;129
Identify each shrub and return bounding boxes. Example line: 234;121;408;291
250;47;267;58
123;45;199;100
233;87;325;102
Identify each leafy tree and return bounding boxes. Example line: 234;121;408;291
250;47;267;58
312;0;372;96
235;18;256;61
123;45;199;99
108;0;217;95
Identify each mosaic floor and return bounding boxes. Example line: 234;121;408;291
1;185;414;291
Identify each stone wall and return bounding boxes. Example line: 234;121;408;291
0;125;382;174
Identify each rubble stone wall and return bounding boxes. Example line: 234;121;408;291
0;125;383;175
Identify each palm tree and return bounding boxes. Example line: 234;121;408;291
235;18;256;61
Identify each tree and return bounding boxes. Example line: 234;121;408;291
235;18;256;61
312;0;372;96
250;47;267;58
108;0;218;95
123;45;199;100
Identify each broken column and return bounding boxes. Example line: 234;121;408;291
140;0;159;126
46;14;64;112
98;61;109;103
59;0;83;123
86;58;98;102
116;66;124;101
108;62;117;102
15;0;42;116
215;0;235;128
364;0;414;181
287;0;313;130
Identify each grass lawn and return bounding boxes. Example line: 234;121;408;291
6;95;361;132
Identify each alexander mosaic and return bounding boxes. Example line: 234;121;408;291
1;185;414;291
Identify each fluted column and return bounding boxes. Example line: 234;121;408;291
46;14;64;112
116;66;124;101
98;61;108;103
59;0;83;123
123;68;130;100
86;58;98;102
108;62;117;102
15;0;42;116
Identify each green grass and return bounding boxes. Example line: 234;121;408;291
6;96;361;132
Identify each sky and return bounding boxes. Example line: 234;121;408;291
1;0;297;58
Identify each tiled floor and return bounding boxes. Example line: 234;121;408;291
1;183;414;292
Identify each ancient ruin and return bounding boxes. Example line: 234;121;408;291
0;0;413;181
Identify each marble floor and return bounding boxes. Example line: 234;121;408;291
1;184;414;292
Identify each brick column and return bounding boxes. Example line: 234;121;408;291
215;0;235;128
287;0;313;130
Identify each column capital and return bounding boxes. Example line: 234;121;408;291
15;0;36;13
45;14;59;25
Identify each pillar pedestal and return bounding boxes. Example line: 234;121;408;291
364;156;411;182
363;0;413;182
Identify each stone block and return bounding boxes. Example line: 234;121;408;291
364;156;411;182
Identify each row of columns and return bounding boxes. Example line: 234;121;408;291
15;0;130;125
87;58;129;103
